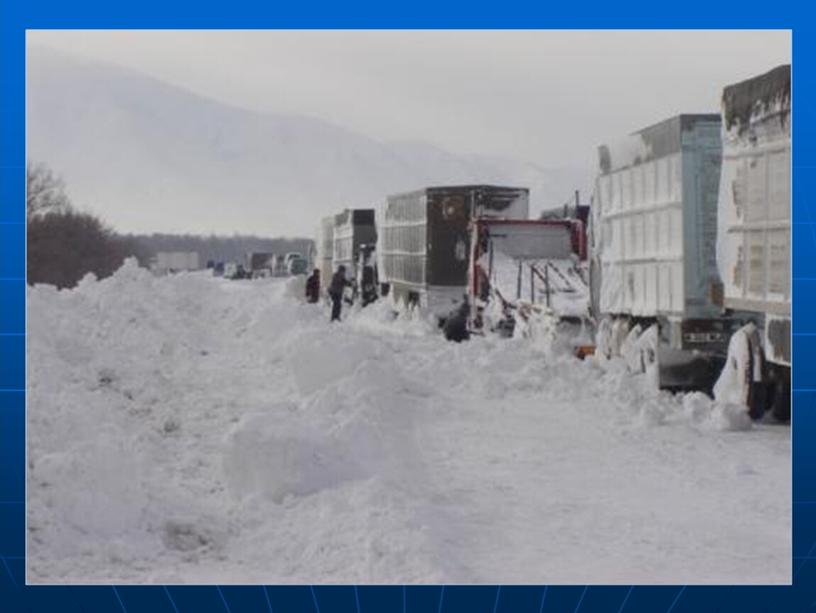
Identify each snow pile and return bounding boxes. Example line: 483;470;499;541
713;323;762;406
27;262;790;583
484;251;589;320
224;406;376;503
683;392;753;432
599;132;652;173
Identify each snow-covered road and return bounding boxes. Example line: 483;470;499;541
26;263;791;583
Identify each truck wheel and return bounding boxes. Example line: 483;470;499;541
746;382;768;420
743;330;768;420
719;324;766;420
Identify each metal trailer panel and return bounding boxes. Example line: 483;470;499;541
379;190;428;292
681;119;723;319
593;115;722;320
426;189;471;287
316;216;335;289
332;209;377;279
717;65;791;366
380;185;529;313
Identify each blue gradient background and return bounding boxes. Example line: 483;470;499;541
1;2;813;611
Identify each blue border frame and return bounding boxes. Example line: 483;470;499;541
2;2;814;611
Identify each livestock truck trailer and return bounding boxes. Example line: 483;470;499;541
715;64;791;420
332;208;377;281
590;114;740;391
379;185;529;319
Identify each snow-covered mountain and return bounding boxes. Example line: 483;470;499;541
27;47;591;237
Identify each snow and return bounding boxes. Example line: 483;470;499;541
27;260;790;583
713;322;763;406
599;132;652;173
484;251;589;319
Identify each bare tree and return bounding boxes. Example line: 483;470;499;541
26;160;72;220
26;161;148;287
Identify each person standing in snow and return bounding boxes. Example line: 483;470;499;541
443;300;471;342
328;265;350;322
360;263;377;307
305;269;321;303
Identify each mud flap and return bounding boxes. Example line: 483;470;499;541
657;346;725;395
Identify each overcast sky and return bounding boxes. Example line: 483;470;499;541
29;30;790;170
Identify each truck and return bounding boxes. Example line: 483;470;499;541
287;255;309;276
284;251;304;269
379;185;529;319
153;251;201;274
468;218;589;335
714;64;791;420
245;252;276;278
590;114;736;390
333;209;377;281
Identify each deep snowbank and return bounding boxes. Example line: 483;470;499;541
27;261;790;583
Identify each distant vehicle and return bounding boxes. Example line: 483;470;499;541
378;185;529;319
284;252;303;267
287;255;308;276
272;254;288;277
245;252;276;278
224;262;249;280
153;251;201;275
212;262;225;277
715;65;790;419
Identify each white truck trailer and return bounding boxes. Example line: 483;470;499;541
154;251;201;274
315;216;335;292
714;65;791;420
591;114;737;390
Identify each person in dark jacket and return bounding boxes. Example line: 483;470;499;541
443;300;470;342
328;265;350;322
305;269;321;303
360;264;377;307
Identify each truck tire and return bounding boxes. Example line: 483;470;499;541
743;330;771;420
746;381;769;421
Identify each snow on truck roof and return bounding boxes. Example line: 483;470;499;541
387;184;529;200
722;64;791;133
333;208;375;226
597;114;720;175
